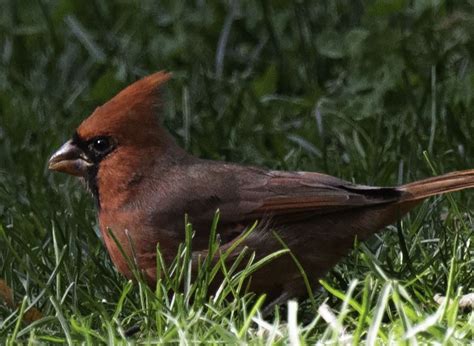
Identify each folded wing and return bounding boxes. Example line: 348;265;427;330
237;169;404;219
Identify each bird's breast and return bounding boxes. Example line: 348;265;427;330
98;208;181;281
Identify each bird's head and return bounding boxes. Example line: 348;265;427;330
48;71;178;204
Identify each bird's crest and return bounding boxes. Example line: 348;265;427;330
77;71;172;144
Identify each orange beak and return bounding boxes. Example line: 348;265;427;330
48;140;92;177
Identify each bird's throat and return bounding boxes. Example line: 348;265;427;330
82;164;101;209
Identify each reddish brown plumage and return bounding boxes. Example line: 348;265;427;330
78;72;171;143
49;72;474;304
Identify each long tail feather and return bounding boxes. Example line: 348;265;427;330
399;169;474;201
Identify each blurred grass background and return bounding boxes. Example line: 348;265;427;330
1;0;473;343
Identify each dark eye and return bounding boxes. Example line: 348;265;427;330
89;137;113;156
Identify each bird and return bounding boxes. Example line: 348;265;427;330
48;71;474;306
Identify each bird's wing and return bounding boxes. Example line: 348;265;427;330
179;163;404;224
168;163;405;250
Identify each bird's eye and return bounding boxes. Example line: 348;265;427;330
89;137;113;156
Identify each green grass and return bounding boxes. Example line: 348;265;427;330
1;0;473;343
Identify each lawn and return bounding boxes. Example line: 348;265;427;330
1;1;473;343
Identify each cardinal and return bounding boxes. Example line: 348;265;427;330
48;71;474;305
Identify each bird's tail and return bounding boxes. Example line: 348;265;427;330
399;169;474;202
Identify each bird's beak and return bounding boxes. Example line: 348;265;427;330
48;140;92;177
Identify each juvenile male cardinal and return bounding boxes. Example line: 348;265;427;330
49;72;474;304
